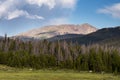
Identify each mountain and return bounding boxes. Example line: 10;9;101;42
99;37;120;47
14;23;97;40
63;26;120;45
48;34;83;41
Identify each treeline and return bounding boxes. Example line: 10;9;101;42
0;36;120;73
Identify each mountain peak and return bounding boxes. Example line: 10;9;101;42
15;23;98;40
81;23;90;25
80;23;97;29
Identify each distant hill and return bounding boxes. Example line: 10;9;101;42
99;37;120;47
63;26;120;45
14;23;97;40
48;34;83;41
12;25;120;47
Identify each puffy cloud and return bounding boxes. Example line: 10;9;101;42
0;0;44;20
58;0;77;9
26;0;56;9
26;0;77;9
0;0;16;18
0;0;77;20
98;3;120;18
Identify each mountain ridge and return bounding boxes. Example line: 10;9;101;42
62;26;120;45
14;23;97;40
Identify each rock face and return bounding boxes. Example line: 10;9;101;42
15;23;98;40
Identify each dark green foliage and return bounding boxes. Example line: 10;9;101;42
0;37;120;73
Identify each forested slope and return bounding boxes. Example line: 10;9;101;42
0;36;120;73
62;26;120;45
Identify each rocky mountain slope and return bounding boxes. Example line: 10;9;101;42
14;23;97;40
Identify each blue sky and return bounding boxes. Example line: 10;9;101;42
0;0;120;36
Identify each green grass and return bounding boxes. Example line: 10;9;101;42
0;65;119;80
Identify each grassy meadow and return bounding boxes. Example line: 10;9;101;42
0;65;120;80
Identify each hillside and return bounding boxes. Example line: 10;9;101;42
48;34;83;41
99;37;120;47
61;26;120;45
14;23;97;40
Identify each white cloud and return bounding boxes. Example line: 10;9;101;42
26;0;77;9
58;0;77;9
26;14;44;20
0;0;16;18
48;18;68;25
6;10;44;20
0;0;44;20
0;0;77;20
7;10;26;20
26;0;56;9
98;3;120;18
